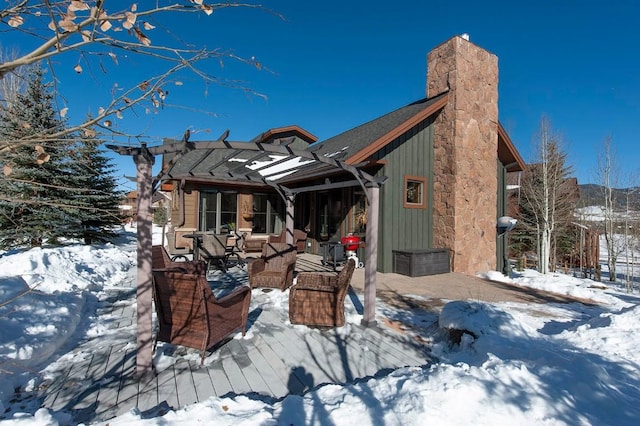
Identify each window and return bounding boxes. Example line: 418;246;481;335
199;191;237;232
404;175;427;209
251;193;284;234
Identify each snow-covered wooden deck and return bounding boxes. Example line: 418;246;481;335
38;255;433;424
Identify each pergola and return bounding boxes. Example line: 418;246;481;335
108;131;387;376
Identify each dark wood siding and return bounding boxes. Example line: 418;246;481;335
374;118;435;273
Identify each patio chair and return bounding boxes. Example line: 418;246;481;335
289;258;356;327
152;245;206;275
247;242;297;290
198;233;229;272
268;228;309;253
151;266;251;364
242;232;268;253
165;227;194;261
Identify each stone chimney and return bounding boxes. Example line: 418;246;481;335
427;35;499;275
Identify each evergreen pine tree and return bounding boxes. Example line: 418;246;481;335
0;66;76;248
68;123;126;244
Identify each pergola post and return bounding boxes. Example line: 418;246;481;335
134;148;155;376
285;193;295;245
362;184;379;326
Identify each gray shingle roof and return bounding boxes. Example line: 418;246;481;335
309;92;448;161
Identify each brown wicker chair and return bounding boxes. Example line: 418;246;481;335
268;228;309;253
289;258;356;327
152;266;251;364
152;245;206;274
247;242;297;290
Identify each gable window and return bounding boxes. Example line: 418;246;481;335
404;175;427;209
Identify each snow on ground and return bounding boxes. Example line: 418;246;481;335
1;226;639;425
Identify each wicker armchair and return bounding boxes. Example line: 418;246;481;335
289;258;356;327
268;228;309;253
152;266;251;364
247;242;297;290
152;245;206;275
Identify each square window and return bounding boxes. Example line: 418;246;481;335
404;176;427;209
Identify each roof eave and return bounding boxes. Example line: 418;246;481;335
497;124;526;172
346;93;449;165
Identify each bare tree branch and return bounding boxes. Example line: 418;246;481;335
1;1;279;156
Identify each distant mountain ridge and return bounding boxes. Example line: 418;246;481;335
579;184;640;210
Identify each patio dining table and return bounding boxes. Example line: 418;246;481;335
182;233;204;261
183;232;245;271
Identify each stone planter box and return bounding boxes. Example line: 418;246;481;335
392;249;451;277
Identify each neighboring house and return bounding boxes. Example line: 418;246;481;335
120;191;137;223
161;35;526;276
120;190;170;224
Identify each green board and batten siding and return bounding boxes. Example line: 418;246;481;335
373;118;435;273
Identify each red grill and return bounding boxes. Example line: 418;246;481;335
341;235;360;252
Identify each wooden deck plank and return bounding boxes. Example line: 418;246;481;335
360;328;429;367
225;339;272;396
115;348;138;409
136;372;158;414
69;351;106;410
257;322;342;390
173;359;199;407
116;375;141;417
41;364;75;411
218;345;251;395
94;344;128;419
156;364;180;411
294;330;357;385
307;326;408;378
231;337;289;398
208;363;233;397
239;337;290;398
254;336;318;395
304;330;378;380
189;360;217;401
253;333;308;395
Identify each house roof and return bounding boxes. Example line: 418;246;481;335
308;91;525;173
309;92;449;165
149;89;524;191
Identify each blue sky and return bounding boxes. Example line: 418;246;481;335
7;1;640;190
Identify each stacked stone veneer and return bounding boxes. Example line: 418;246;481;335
427;36;499;275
